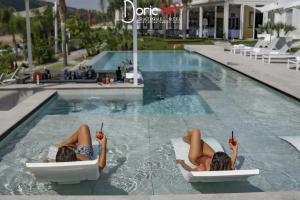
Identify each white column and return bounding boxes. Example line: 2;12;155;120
187;8;190;30
223;2;229;39
54;0;58;54
166;14;169;30
25;0;33;76
133;0;138;85
199;6;203;38
253;6;256;39
239;4;244;39
214;6;217;39
179;9;183;30
263;11;268;25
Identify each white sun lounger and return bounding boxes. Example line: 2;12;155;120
279;136;300;152
26;142;100;184
250;40;293;60
262;49;300;64
171;137;259;182
231;39;266;55
242;38;279;56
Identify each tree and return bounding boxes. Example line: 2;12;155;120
59;0;67;65
284;24;296;36
181;0;191;39
0;7;21;54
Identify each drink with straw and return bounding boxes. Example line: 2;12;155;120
97;122;104;140
229;131;237;146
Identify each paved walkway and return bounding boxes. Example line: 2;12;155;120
185;45;300;100
0;90;56;140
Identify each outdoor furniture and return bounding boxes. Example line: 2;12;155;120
171;137;260;182
26;142;100;184
243;37;280;57
250;39;293;60
231;39;266;54
262;49;300;64
287;57;300;71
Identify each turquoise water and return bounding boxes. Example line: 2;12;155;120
0;51;300;195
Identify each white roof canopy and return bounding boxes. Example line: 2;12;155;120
255;2;283;12
256;0;300;12
284;0;300;9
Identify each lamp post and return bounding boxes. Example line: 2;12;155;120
133;0;138;85
25;0;33;77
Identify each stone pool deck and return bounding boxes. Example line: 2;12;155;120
0;90;56;140
185;45;300;100
1;191;300;200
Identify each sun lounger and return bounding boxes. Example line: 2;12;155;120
287;57;300;71
171;137;259;182
26;142;100;184
279;136;300;151
250;39;293;60
242;38;279;56
231;39;266;55
262;49;300;64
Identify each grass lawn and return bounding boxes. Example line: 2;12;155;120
230;39;258;47
138;37;215;50
34;63;74;73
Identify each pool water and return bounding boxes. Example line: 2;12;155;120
0;51;300;195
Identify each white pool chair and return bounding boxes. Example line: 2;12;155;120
279;136;300;151
171;137;259;182
262;49;300;64
26;142;100;184
231;39;266;55
242;38;279;56
287;57;300;71
250;40;293;61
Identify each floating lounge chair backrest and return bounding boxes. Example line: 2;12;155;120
26;142;100;184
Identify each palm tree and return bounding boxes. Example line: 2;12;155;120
59;0;67;65
181;0;191;39
0;7;20;54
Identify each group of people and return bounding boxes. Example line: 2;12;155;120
52;125;238;172
64;66;96;80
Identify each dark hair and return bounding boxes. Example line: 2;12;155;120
210;152;232;171
56;146;77;162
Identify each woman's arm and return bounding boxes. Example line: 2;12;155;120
176;160;203;172
96;133;107;170
229;141;238;170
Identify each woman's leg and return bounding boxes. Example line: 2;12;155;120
60;124;92;147
188;129;203;164
187;129;215;164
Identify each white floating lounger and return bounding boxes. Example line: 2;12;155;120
279;136;300;152
171;137;259;182
26;143;100;184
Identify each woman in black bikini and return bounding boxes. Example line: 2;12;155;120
176;128;238;171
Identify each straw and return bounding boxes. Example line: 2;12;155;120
100;122;103;132
232;131;234;140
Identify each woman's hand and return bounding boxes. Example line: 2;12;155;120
229;140;238;151
96;132;107;147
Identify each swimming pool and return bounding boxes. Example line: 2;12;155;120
0;51;299;195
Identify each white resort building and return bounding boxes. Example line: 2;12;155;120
115;0;300;39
